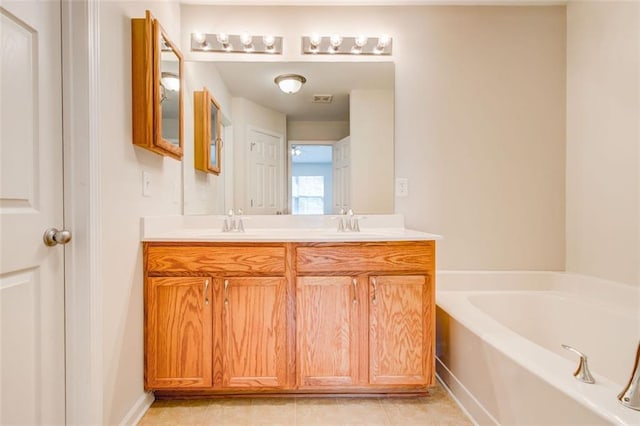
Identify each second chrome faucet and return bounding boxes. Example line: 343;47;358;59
222;209;245;232
336;208;361;232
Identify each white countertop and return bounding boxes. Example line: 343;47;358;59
141;214;442;243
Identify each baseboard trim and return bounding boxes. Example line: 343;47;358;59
119;392;154;426
436;357;498;426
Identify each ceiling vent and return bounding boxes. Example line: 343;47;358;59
312;94;333;103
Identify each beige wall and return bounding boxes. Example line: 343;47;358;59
183;61;232;215
181;5;567;271
99;1;182;424
287;120;350;141
566;1;640;286
350;89;395;214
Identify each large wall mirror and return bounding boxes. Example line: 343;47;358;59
183;61;394;215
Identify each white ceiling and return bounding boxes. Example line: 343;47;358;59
214;61;394;121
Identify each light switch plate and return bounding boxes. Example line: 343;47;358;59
395;178;409;197
142;171;152;197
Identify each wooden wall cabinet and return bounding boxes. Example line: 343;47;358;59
144;240;434;396
194;87;222;174
131;10;184;160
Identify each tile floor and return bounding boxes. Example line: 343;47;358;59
138;381;473;425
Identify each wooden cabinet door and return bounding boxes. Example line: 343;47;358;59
221;277;288;389
296;276;362;388
146;277;212;389
369;275;433;386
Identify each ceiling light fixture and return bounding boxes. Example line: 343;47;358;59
302;34;392;55
274;74;307;95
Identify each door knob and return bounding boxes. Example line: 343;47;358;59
43;227;72;247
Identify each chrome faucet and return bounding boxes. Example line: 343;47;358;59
618;342;640;411
336;208;360;232
562;344;595;384
222;209;245;233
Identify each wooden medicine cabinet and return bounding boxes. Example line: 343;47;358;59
131;10;184;160
194;88;222;174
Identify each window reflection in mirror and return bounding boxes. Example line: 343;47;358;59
290;144;334;215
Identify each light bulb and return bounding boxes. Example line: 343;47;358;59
329;34;342;48
216;33;229;44
354;35;368;47
309;33;322;47
377;34;391;48
262;35;275;48
240;32;252;47
192;32;206;44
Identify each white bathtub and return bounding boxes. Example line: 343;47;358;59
436;272;640;425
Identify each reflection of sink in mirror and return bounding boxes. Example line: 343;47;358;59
183;61;395;217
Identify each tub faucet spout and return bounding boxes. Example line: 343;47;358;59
618;342;640;411
561;344;595;384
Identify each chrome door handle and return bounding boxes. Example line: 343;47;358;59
43;227;72;247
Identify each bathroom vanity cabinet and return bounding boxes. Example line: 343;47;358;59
143;240;435;396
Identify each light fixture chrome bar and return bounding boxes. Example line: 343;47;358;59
302;35;392;56
191;33;283;54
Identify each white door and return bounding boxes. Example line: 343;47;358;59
1;1;66;424
333;136;351;213
247;128;283;215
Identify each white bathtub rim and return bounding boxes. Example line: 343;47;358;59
437;291;639;426
437;270;639;314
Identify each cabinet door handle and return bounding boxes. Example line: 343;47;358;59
224;279;229;305
352;278;358;304
371;277;377;305
204;279;210;305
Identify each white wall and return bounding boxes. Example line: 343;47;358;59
350;89;395;214
566;1;640;286
181;5;566;271
99;2;181;424
231;97;287;210
183;61;232;215
287;120;349;141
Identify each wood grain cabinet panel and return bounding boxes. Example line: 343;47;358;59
296;242;434;274
146;245;286;274
296;276;362;388
369;275;433;386
221;277;288;389
145;276;212;389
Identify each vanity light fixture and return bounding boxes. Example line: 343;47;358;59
274;74;306;94
191;32;283;54
302;34;392;55
290;145;302;157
